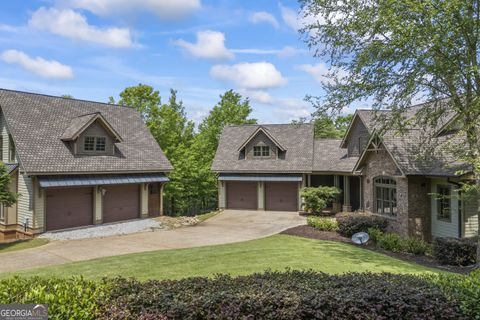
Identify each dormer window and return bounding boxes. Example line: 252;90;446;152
84;136;106;152
253;146;270;157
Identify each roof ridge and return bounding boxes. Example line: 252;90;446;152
0;88;135;110
226;123;312;127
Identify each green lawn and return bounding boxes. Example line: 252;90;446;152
1;235;444;280
0;238;49;254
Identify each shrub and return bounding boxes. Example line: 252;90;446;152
101;271;463;319
307;216;338;231
367;227;383;242
404;237;431;255
0;276;109;320
337;213;389;237
434;237;477;266
428;269;480;319
301;186;341;214
377;232;405;252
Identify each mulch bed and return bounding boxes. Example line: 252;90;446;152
281;225;473;274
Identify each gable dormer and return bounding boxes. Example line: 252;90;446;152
61;112;123;156
340;112;370;157
238;126;286;160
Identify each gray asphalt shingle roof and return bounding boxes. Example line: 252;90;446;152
313;139;358;173
212;123;314;173
0;89;173;174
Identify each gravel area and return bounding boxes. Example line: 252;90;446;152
39;219;164;241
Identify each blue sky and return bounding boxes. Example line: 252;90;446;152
0;0;340;124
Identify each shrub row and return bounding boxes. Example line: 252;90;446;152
101;271;463;319
0;276;110;320
307;216;338;231
433;237;478;266
428;269;480;320
368;228;431;255
336;213;389;237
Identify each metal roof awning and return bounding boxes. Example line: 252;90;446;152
218;175;303;182
38;173;169;188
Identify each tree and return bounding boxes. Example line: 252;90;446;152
314;114;353;138
192;90;257;211
0;163;17;209
61;94;73;99
300;0;480;262
114;84;161;121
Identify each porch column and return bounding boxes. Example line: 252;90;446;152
343;176;352;212
333;175;340;188
218;180;226;210
257;181;265;210
159;183;164;216
140;183;149;218
93;186;103;224
307;174;311;187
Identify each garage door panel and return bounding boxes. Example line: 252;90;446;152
103;184;140;223
46;187;93;231
226;181;257;210
265;182;298;211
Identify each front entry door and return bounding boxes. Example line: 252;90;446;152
149;183;161;216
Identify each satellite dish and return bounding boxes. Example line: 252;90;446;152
351;232;369;245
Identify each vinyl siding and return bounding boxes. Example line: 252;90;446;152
17;173;34;229
431;179;459;238
464;197;479;237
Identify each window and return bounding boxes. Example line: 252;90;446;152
437;185;451;222
8;135;15;162
95;137;106;151
253;146;270;157
374;177;397;216
84;136;95;151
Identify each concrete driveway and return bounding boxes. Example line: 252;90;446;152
0;210;305;273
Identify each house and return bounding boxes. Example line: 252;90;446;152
212;104;479;240
0;89;172;240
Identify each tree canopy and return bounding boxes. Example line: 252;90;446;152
300;0;480;261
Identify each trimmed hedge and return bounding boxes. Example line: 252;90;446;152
434;237;477;266
428;269;480;320
0;276;110;320
337;213;388;237
101;271;463;319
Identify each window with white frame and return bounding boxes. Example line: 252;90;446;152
253;145;270;157
374;177;397;216
437;185;451;222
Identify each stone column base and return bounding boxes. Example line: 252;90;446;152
342;205;352;212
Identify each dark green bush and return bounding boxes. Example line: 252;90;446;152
404;237;431;255
367;227;383;242
101;271;463;319
0;276;109;320
307;216;338;231
337;213;388;237
434;237;477;266
301;186;341;214
428;269;480;320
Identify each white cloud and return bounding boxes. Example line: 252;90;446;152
231;46;305;57
279;4;300;31
1;50;73;79
0;24;18;32
249;11;279;28
62;0;201;20
297;63;349;85
175;30;234;60
29;7;133;48
210;62;287;90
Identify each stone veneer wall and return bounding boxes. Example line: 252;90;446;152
362;148;409;237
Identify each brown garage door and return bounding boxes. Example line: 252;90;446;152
265;182;298;211
46;187;93;231
103;184;140;223
226;181;257;210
